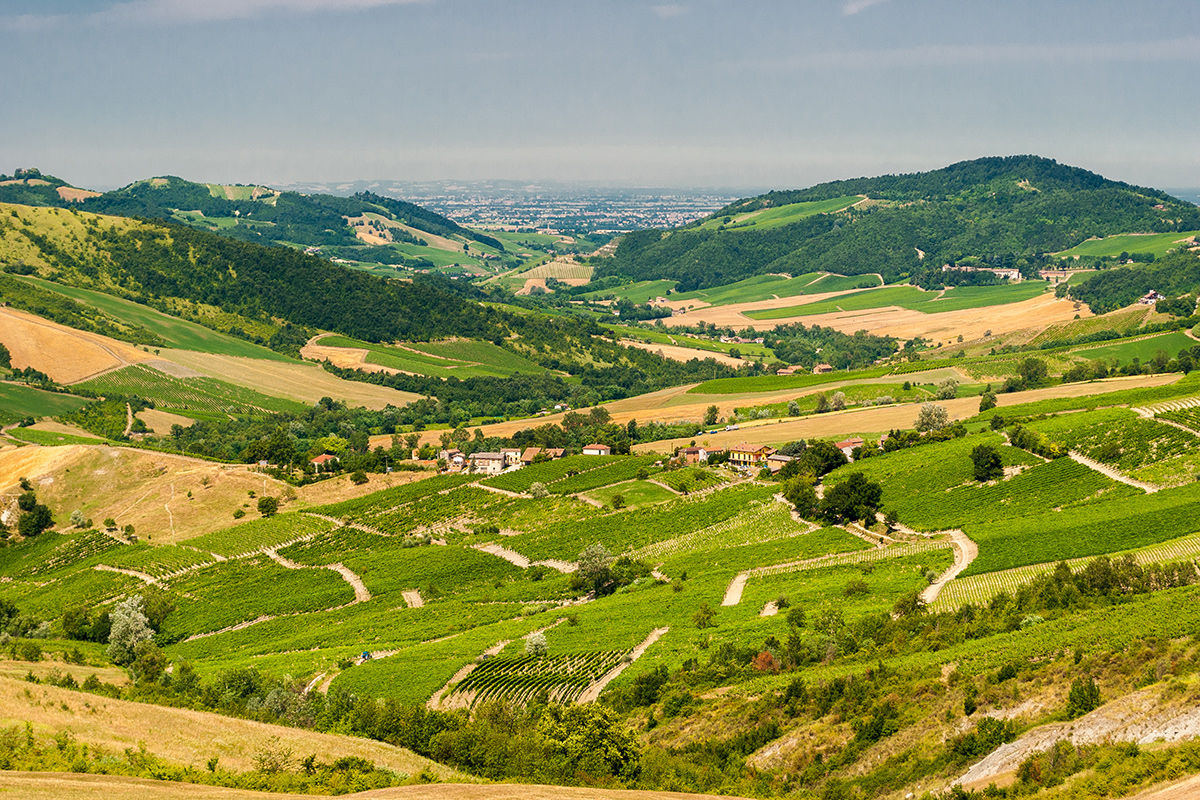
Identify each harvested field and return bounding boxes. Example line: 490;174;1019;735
664;290;1087;344
301;337;407;376
137;407;196;434
632;373;1181;452
0;773;746;800
157;349;421;409
0;306;153;383
0;675;459;778
622;339;744;367
56;186;101;202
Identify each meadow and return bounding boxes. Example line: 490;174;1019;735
0;382;90;424
17;276;291;361
581;279;678;303
670;272;880;306
746;281;1050;321
1073;330;1196;364
694;195;864;231
78;363;309;421
1057;230;1200;259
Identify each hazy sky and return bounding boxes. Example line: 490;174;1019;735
3;0;1198;191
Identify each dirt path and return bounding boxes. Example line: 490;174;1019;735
476;483;529;499
93;564;158;585
183;614;275;643
919;529;977;606
577;627;669;704
1068;450;1159;493
402;589;424;608
264;547;371;603
1154;416;1200;438
721;574;747;606
760;601;779;617
473;543;577;573
122;403;133;437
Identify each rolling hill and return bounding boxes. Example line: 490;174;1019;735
596;155;1200;291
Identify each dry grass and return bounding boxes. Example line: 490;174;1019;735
0;307;153;384
0;773;747;800
0;657;128;687
621;340;744;368
300;341;407;376
137;408;196;435
56;186;101;202
0;675;461;779
156;349;421;410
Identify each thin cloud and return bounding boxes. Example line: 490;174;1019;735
1;0;427;29
843;0;891;15
728;36;1200;71
651;4;690;19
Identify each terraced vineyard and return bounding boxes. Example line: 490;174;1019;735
445;650;629;707
1157;403;1200;433
481;454;620;493
1029;408;1200;478
78;363;308;420
548;455;661;494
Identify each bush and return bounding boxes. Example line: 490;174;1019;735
257;496;279;517
525;632;548;657
1066;676;1101;718
349;470;368;485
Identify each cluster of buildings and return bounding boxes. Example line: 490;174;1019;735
437;444;614;475
940;264;1022;282
776;363;833;376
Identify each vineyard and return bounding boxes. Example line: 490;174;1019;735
78;363;307;420
444;650;629;707
547;455;662;494
653;466;726;493
481;454;621;493
1029;408;1200;479
1158;404;1200;434
932;532;1200;612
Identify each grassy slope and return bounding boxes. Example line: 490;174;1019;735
694;195;863;231
17;276;292;361
1058;230;1200;259
0;383;90;424
746;281;1050;320
1074;330;1196;363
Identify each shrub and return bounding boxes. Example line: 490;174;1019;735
257;496;279;517
525;632;548;657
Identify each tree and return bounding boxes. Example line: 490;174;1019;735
530;482;549;499
915;403;950;432
693;602;716;628
1019;357;1049;387
979;389;998;412
610;493;625;510
1065;676;1101;718
787;399;800;416
971;444;1004;482
819;472;883;524
704;405;719;426
257;496;279;517
538;704;640;779
781;477;818;518
830;391;846;411
18;504;53;537
69;510;87;528
525;632;548;657
107;595;154;666
936;378;959;400
786;605;806;630
577;543;614;595
814;393;830;413
350;470;368;485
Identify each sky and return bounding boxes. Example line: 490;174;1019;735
2;0;1198;192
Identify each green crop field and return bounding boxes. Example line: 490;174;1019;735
585;480;676;508
746;281;1050;320
580;279;678;303
1058;231;1200;259
1073;331;1197;364
687;366;894;395
0;382;90;424
672;272;882;307
18;276;292;361
77;363;308;421
6;427;106;446
696;195;863;231
548;455;662;494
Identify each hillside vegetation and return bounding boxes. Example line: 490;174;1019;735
596;156;1200;291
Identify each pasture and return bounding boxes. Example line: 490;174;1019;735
1058;231;1200;259
694;195;863;231
746;281;1051;321
0;382;89;424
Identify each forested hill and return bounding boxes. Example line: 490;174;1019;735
596;156;1200;291
0;171;500;251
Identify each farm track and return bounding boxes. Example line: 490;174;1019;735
918;529;977;606
1067;450;1159;493
402;589;424;608
93;564;159;585
577;626;669;704
473;543;577;574
263;547;371;603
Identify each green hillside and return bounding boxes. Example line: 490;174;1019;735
596;156;1200;292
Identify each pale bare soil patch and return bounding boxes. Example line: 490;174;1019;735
0;773;745;800
301;341;406;375
0;675;460;778
0;306;153;383
157;349;421;409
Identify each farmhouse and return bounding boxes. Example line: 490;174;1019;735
470;452;506;475
501;448;522;467
680;446;712;464
776;365;803;376
310;454;338;468
440;449;468;470
766;454;793;473
520;447;542;465
544;447;566;459
813;363;834;374
1139;290;1166;305
836;437;865;460
583;443;612;456
728;443;775;467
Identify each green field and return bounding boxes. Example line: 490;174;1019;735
77;363;309;421
586;480;676;508
696;195;863;231
687;366;894;395
746;281;1050;321
0;382;90;424
6;427;105;446
580;279;678;303
317;336;547;379
1058;231;1200;259
1073;331;1197;363
672;272;883;307
18;276;293;361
